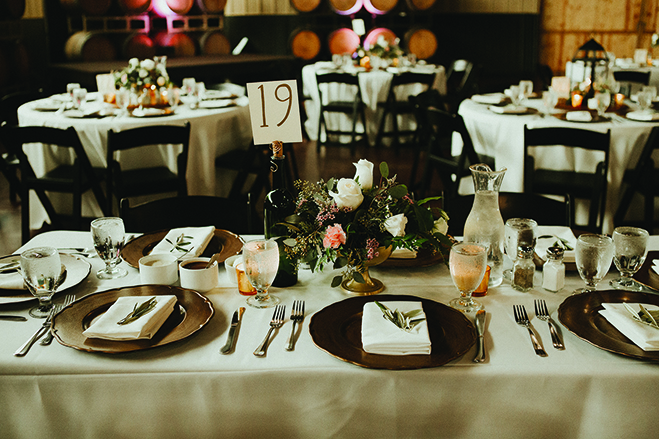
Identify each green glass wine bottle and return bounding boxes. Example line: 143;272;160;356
263;141;298;287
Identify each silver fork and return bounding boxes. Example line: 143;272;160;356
513;305;548;357
253;305;286;357
14;304;62;357
534;299;565;350
40;294;75;346
286;300;305;351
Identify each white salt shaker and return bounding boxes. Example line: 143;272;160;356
542;246;565;292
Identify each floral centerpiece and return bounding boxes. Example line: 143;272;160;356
354;36;404;69
281;159;452;293
113;57;172;107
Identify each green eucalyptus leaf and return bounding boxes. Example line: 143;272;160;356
389;185;408;199
331;275;342;288
380;162;389;179
353;271;365;283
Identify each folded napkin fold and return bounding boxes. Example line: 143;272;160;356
471;93;507;105
535;226;576;263
83;295;177;341
625;111;659;121
488;104;528;114
566;111;593;122
362;301;431;355
150;226;215;260
599;303;659;351
0;271;25;290
652;259;659;275
390;248;417;259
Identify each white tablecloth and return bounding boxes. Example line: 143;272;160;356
458;98;659;233
1;231;659;438
17;98;253;228
302;62;446;145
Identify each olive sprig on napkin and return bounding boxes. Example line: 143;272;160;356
375;301;425;332
117;297;157;325
624;303;659;330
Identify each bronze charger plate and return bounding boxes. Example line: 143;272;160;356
121;229;243;268
632;250;659;292
52;285;214;354
309;295;476;369
552;112;609;123
558;289;659;361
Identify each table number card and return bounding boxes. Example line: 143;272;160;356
246;79;303;145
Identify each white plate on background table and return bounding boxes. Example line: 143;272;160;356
198;99;237;109
32;101;63;111
0;253;91;305
131;107;175;118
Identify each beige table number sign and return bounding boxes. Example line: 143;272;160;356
246;79;303;145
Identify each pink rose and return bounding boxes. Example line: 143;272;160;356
323;224;347;249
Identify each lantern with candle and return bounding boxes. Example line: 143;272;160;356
569;38;609;102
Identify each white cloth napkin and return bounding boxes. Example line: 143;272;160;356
652;259;659;275
599;303;659;351
566;111;593;122
362;301;431;355
150;226;215;260
0;272;25;290
83;295;177;341
625;111;659;121
488;104;528;114
390;248;417;259
535;226;576;263
471;93;507;105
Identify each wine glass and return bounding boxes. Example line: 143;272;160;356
574;234;614;294
595;91;611;117
91;217;127;279
642;85;657;100
20;247;62;318
541;88;558;117
72;88;87;110
519;80;534;99
504;218;538;281
508;85;523;107
115;88;130;117
243;239;280;308
637;90;653;112
448;243;487;312
609;226;649;291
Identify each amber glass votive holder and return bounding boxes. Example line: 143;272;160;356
472;265;491;297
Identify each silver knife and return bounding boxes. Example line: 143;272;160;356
0;315;28;322
14;312;54;357
220;307;245;354
473;310;486;363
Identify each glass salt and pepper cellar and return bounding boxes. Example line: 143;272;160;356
512;246;535;292
542;246;565;293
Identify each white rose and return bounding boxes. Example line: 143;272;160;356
353;159;374;190
329;178;364;210
140;59;155;70
128;58;139;68
139;69;149;78
384;213;408;237
432;217;448;235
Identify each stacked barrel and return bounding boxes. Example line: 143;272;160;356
59;0;229;62
289;0;438;62
0;0;28;93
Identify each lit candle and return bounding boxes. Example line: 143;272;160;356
614;93;625;107
572;93;584;108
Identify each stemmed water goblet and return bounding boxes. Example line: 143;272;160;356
574;234;614;294
504;218;538;281
448;243;487;312
508;85;523;107
243;239;280;308
541;87;558;117
115;88;130;117
91;217;127;279
20;246;63;318
72;88;87;110
637;89;653;113
519;80;534;100
595;90;611;118
609;226;649;291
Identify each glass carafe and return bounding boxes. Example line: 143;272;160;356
463;164;507;287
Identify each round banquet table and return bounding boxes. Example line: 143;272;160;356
302;61;446;145
458;97;659;233
17;94;253;229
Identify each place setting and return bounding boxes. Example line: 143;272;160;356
484;80;539;115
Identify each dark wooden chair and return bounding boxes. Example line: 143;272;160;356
613;70;651;97
0;124;107;244
120;195;255;235
444;59;480;113
446;192;573;237
376;71;436;148
106;122;191;215
316;72;367;153
614;126;659;232
523;126;611;233
215;140;273;201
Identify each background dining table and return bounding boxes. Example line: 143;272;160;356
17;94;253;229
1;230;659;438
302;61;447;145
458;97;659;233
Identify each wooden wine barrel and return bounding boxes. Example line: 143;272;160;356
117;0;152;14
198;30;231;55
329;0;363;15
65;32;117;62
195;0;226;13
405;0;435;10
363;0;397;14
165;0;194;14
363;27;397;50
290;29;321;60
59;0;112;16
404;28;437;60
328;28;360;56
155;32;196;57
122;33;156;60
290;0;321;12
0;0;25;19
